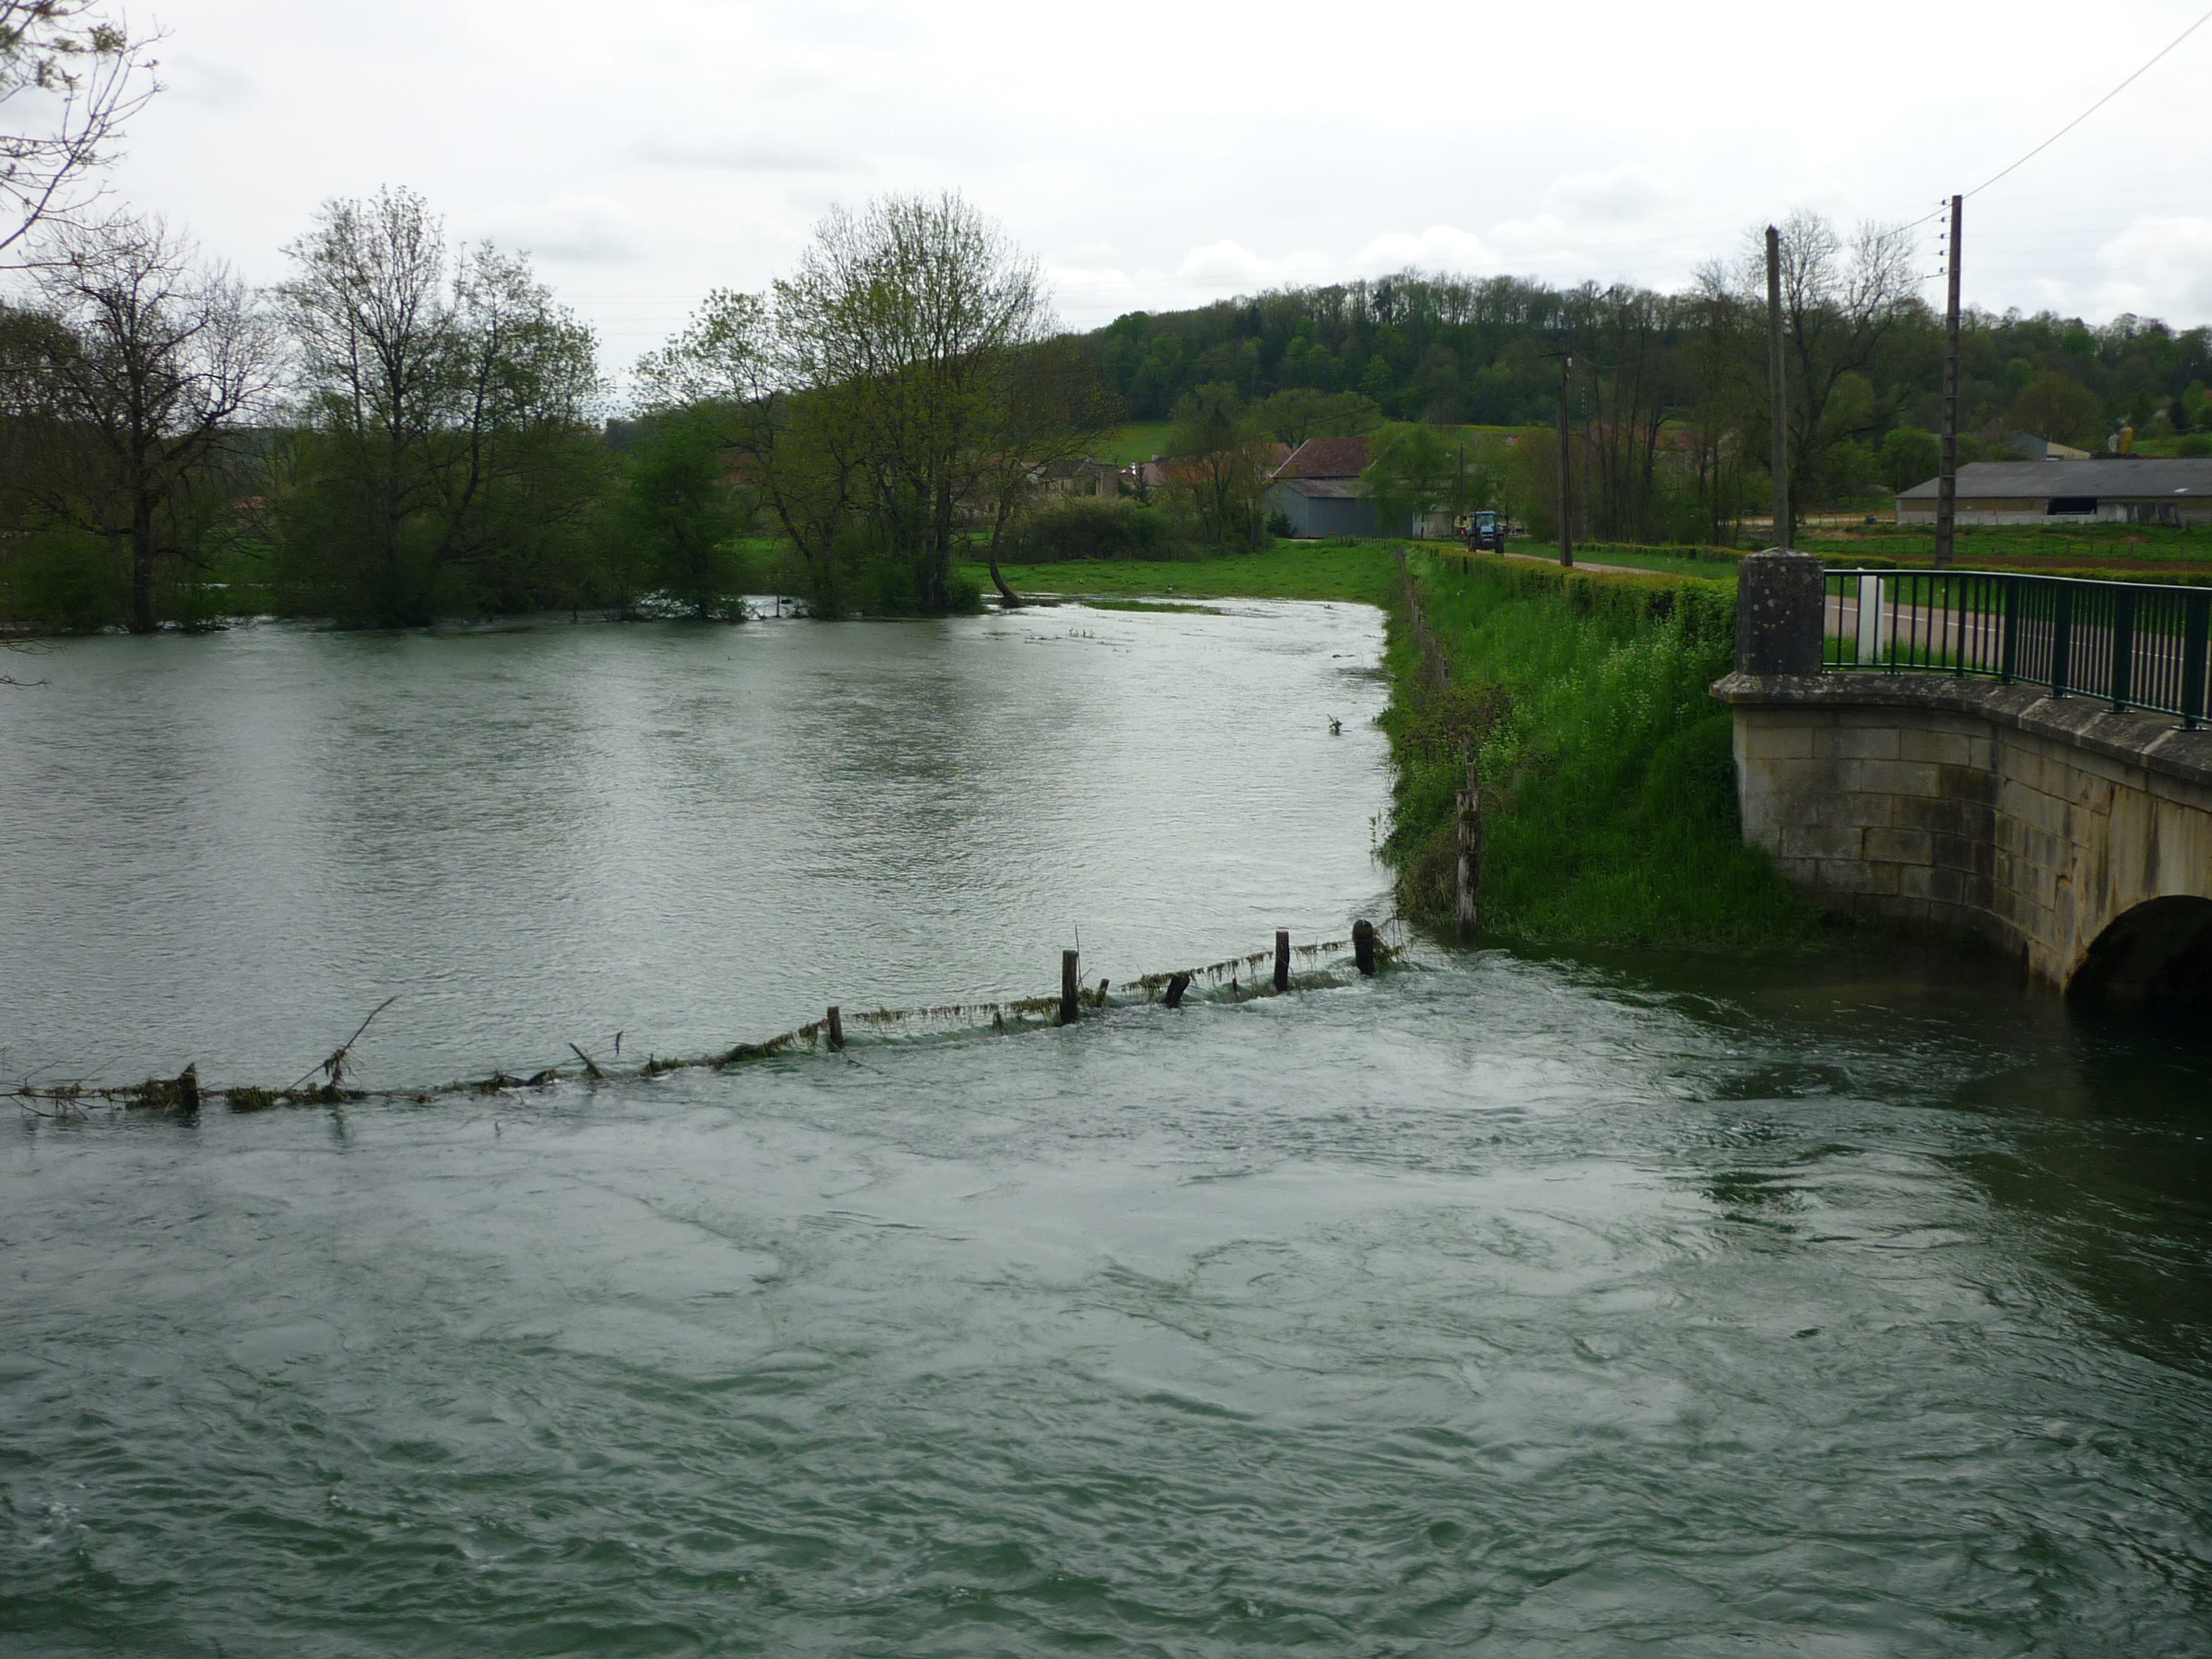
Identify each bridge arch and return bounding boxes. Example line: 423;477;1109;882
2067;896;2212;1011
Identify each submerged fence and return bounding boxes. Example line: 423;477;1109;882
1822;568;2212;726
6;923;1408;1117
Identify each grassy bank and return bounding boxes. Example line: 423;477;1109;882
1380;552;1822;951
977;538;1402;605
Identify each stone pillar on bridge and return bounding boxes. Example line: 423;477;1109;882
1732;550;1825;678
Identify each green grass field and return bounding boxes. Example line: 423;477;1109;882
1498;544;1735;579
1084;423;1174;466
1794;520;2212;573
975;539;1404;606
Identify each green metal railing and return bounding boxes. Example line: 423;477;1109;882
1822;569;2212;729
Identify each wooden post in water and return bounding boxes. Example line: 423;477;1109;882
1061;950;1080;1025
1456;761;1482;939
825;1006;844;1050
1164;972;1191;1008
1274;929;1291;992
1353;919;1377;976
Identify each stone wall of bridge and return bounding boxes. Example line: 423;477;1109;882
1717;552;2212;1006
1712;673;2212;994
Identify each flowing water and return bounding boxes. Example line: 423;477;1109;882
0;602;1393;1086
3;608;2210;1656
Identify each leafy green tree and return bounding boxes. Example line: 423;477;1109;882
1166;382;1271;548
638;193;1078;615
609;413;747;616
1877;426;1940;493
2007;371;2102;448
1460;434;1514;514
1358;422;1455;533
1359;352;1394;407
1252;388;1382;447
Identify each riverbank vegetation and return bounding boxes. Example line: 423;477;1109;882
1378;553;1822;950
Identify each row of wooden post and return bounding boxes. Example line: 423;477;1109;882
1457;758;1481;938
1395;546;1481;934
821;922;1391;1051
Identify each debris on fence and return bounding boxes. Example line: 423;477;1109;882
5;922;1410;1118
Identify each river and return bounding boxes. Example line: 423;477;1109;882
3;606;2209;1655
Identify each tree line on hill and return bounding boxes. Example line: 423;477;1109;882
1088;211;2212;544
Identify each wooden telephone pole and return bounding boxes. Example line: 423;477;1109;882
1766;226;1788;550
1554;352;1574;568
1935;194;1963;569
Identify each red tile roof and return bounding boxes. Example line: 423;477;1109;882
1275;436;1370;480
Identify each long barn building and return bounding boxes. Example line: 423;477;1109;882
1897;458;2212;527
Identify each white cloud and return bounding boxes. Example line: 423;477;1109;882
2091;215;2212;323
634;139;867;176
473;197;644;267
1542;165;1672;224
93;0;2212;343
1345;226;1502;274
161;52;256;111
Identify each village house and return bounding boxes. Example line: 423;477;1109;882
1032;457;1120;499
1263;435;1409;537
1897;457;2212;527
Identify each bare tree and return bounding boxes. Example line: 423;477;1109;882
1;1;159;260
12;211;279;631
1680;265;1758;544
1742;211;1922;539
1580;284;1673;543
276;186;452;592
275;187;604;618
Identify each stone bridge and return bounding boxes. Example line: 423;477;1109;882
1713;552;2212;1009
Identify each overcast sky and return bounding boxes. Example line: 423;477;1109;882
100;0;2212;377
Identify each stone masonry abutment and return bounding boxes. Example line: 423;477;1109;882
1716;552;2212;1004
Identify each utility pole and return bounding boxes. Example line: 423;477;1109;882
1935;193;1963;569
1555;352;1574;568
1766;225;1788;550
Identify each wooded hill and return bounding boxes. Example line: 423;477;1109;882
1083;230;2212;543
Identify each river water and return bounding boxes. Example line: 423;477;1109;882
0;603;1393;1086
4;607;2210;1655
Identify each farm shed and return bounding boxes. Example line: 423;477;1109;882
1263;436;1410;537
1897;458;2212;527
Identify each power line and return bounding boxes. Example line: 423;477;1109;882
1966;4;2212;199
1879;7;2212;241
